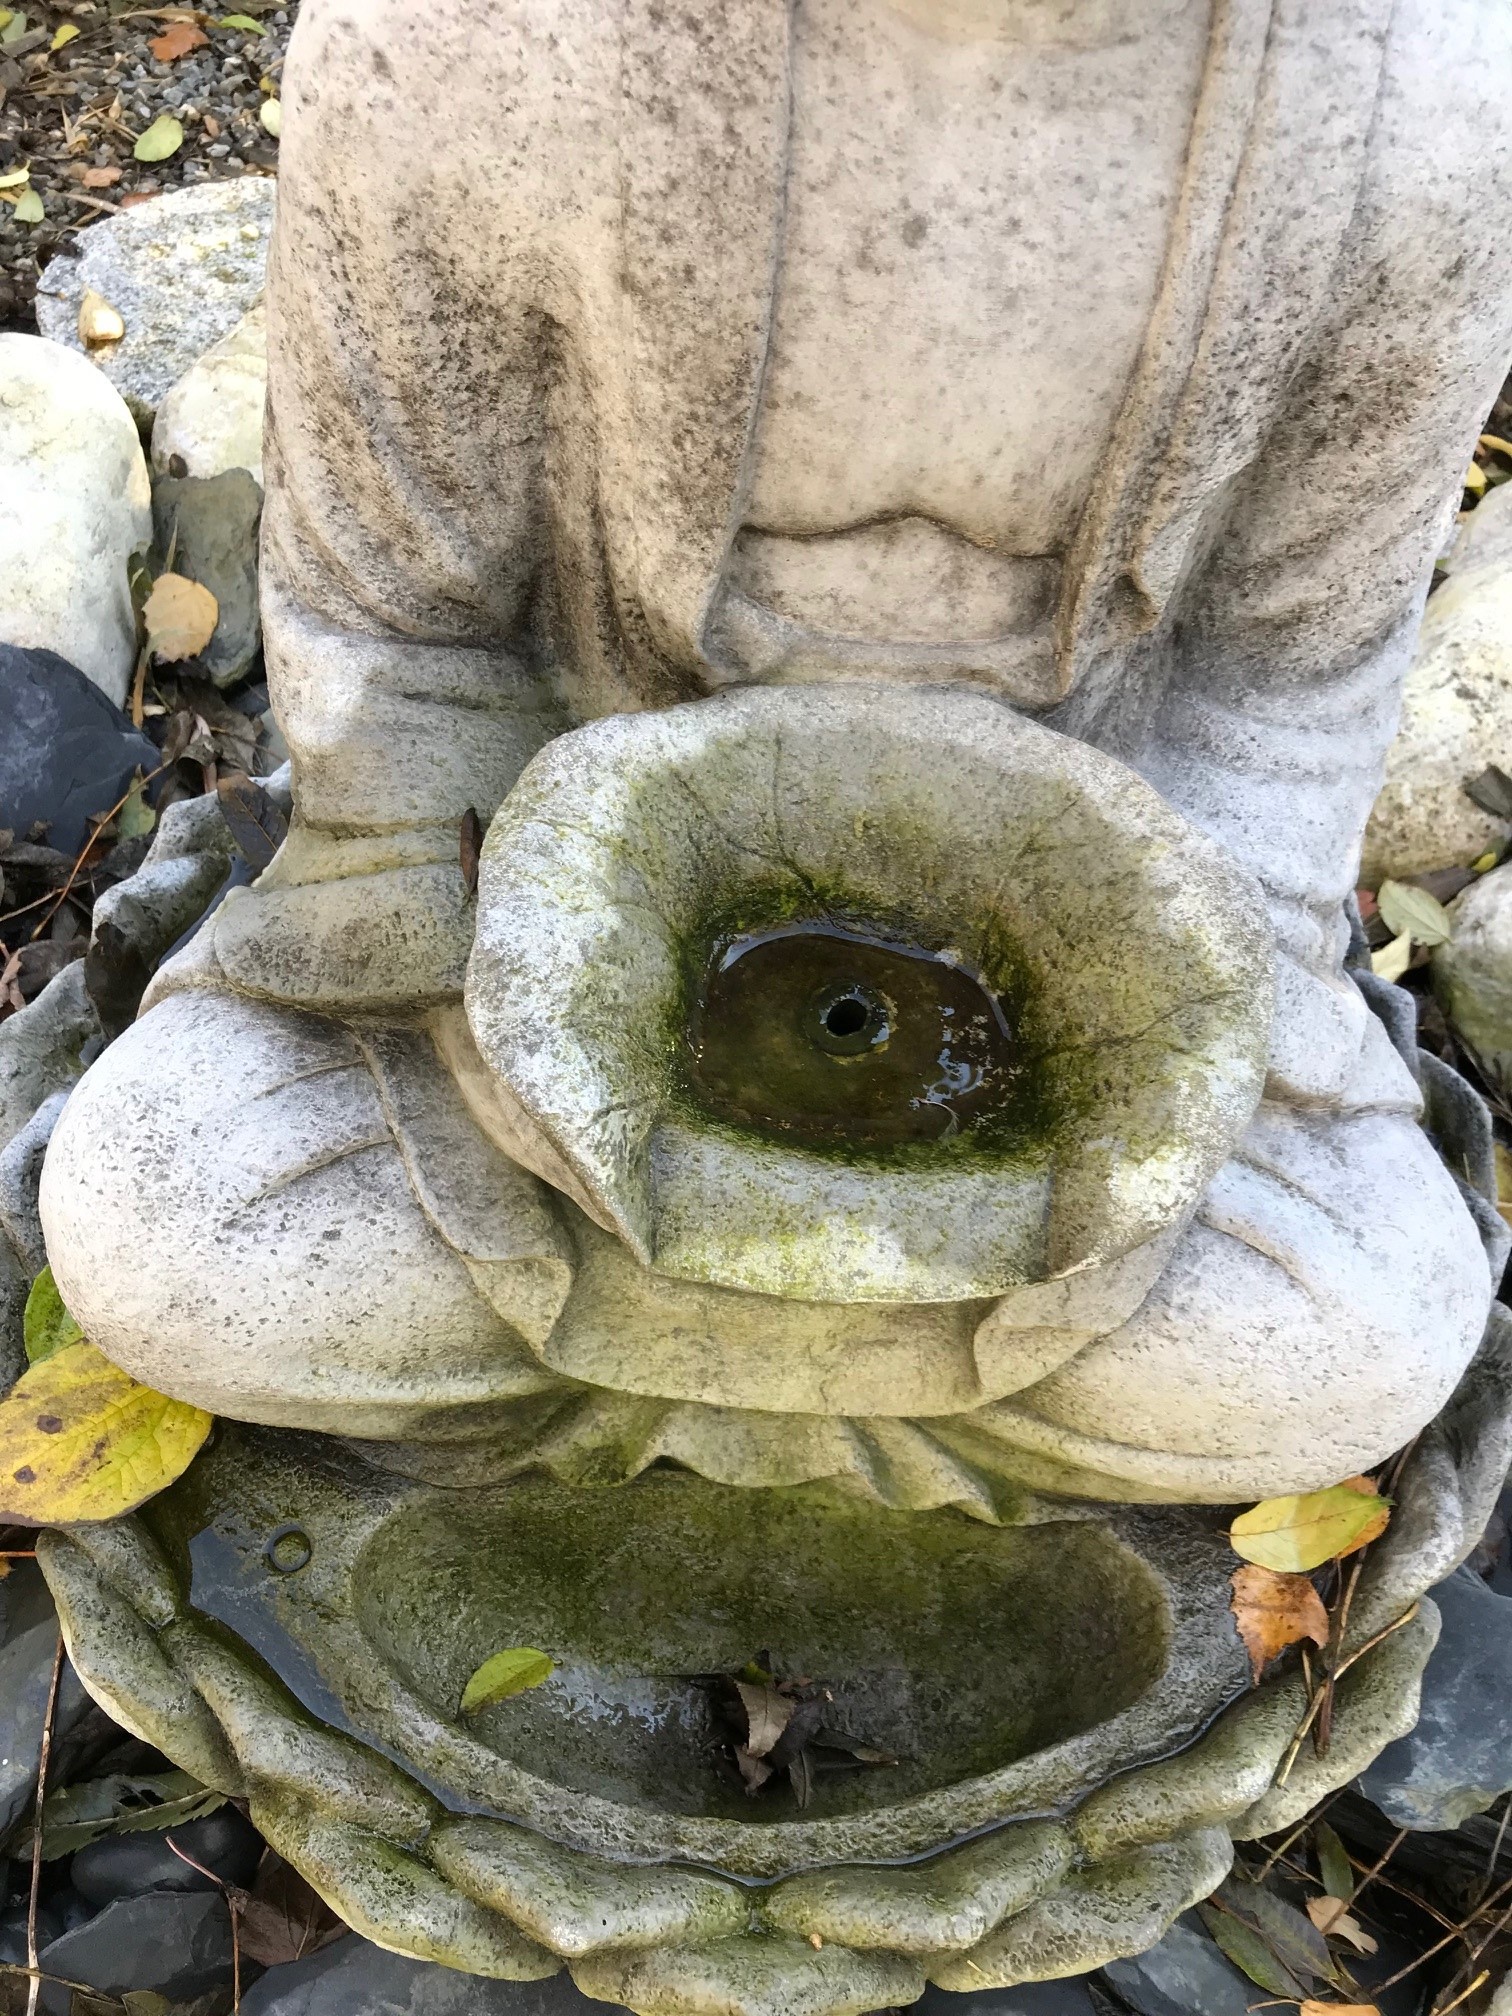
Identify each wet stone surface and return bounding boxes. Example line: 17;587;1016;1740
686;921;1023;1149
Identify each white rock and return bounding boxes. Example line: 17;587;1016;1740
1433;862;1512;1085
0;335;152;705
151;303;267;487
1362;485;1512;885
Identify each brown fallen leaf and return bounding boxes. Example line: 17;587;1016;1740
77;287;124;346
1230;1562;1330;1683
1305;1896;1378;1955
234;1850;346;1967
82;165;122;189
460;806;482;897
144;573;219;662
735;1680;792;1759
149;18;207;58
1300;2005;1378;2016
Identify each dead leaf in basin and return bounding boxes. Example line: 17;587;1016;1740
1230;1562;1329;1683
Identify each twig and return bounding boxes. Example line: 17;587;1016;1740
1273;1603;1421;1787
165;1836;240;2010
1342;1825;1408;1919
28;761;168;943
1477;1790;1512;1909
25;1630;65;2016
1255;1789;1345;1882
1432;1970;1491;2016
1370;1870;1512;1994
1314;1551;1367;1759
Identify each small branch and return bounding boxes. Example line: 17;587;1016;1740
1432;1970;1491;2016
165;1836;240;2010
25;1630;65;2016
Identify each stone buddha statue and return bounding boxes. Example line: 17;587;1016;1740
38;0;1512;1511
28;4;1512;2006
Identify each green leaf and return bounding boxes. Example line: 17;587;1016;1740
133;113;184;163
460;1647;554;1716
1197;1903;1307;1998
1316;1818;1355;1902
1376;878;1453;948
23;1266;83;1366
0;1341;212;1524
1230;1478;1392;1574
0;13;27;45
1218;1877;1337;1990
26;1770;219;1858
215;11;265;27
12;188;43;225
117;771;156;839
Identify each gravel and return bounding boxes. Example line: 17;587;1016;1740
0;0;293;329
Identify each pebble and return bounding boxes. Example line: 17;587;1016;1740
1363;483;1512;884
0;641;161;858
1359;1564;1512;1830
0;337;152;705
36;1889;235;2015
35;179;275;425
71;1805;263;1906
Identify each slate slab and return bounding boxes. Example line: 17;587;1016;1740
1359;1565;1512;1829
913;1978;1115;2016
1100;1912;1259;2016
0;643;160;857
36;1889;234;2015
239;1939;627;2016
35;180;275;424
0;1619;90;1842
71;1804;264;1905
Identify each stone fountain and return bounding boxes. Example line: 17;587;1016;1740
28;0;1512;2010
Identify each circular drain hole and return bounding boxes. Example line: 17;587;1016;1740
265;1525;313;1574
806;980;892;1057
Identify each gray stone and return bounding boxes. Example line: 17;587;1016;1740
70;1804;264;1905
35;1889;235;2015
240;1938;621;2016
1435;865;1512;1087
34;179;274;425
915;1982;1111;2016
0;1090;68;1279
0;961;101;1161
1099;1911;1256;2016
152;302;267;487
1358;1565;1512;1830
151;469;263;687
0;336;153;705
0;1619;90;1842
0;642;160;857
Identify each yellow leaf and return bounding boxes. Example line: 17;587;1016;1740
0;1341;211;1525
22;1265;82;1366
144;572;218;661
1473;851;1500;873
1301;2005;1378;2016
0;12;12;29
0;166;29;189
1482;434;1512;458
1369;928;1412;982
258;95;281;137
1466;461;1490;498
133;113;184;163
460;1647;554;1715
13;188;43;225
50;21;78;46
1230;1478;1391;1574
78;287;124;346
117;770;156;839
1229;1563;1329;1684
1306;1896;1377;1955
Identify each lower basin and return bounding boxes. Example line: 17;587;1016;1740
158;1426;1249;1875
351;1473;1168;1820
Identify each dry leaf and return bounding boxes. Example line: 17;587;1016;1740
78;287;124;346
12;188;42;225
1376;878;1453;948
460;807;482;896
1369;929;1412;982
149;18;206;59
1306;1896;1378;1955
235;1853;347;1967
1230;1563;1329;1683
0;167;27;189
49;20;77;46
82;165;122;189
0;1340;211;1524
1230;1478;1392;1574
1301;2005;1378;2016
735;1681;793;1759
144;573;219;662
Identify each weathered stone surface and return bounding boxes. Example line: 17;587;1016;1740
1435;864;1512;1084
35;1889;234;2015
152;301;268;486
0;642;160;854
1364;484;1512;885
35;179;274;423
0;1088;68;1278
914;1983;1110;2016
151;469;263;687
240;1938;619;2016
1358;1565;1512;1829
0;339;152;704
70;1804;264;1904
0;961;101;1156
